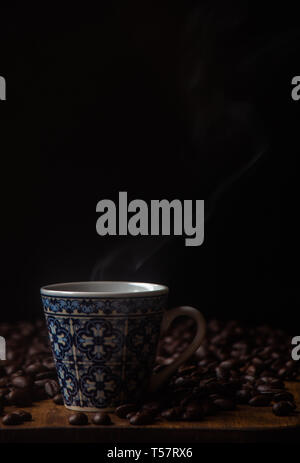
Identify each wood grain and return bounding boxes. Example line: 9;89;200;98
0;382;299;443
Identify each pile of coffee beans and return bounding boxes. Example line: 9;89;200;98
0;320;63;424
127;318;299;424
0;318;299;426
68;411;112;426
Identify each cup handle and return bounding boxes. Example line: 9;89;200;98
149;306;206;392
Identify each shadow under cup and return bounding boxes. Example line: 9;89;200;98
40;281;169;411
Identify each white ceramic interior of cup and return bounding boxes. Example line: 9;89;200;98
40;281;169;298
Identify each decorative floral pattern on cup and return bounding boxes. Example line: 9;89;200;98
46;317;72;361
74;319;124;362
56;362;78;406
80;365;122;408
42;295;167;315
41;293;167;409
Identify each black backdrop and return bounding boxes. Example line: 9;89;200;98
0;2;299;330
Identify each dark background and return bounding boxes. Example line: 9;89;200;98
0;2;299;329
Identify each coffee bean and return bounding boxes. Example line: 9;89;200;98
42;359;55;370
216;367;230;380
256;384;274;393
244;375;256;383
260;377;284;388
11;375;33;389
14;410;32;421
25;363;46;375
53;393;64;405
286;360;295;369
255;390;275;400
236;389;251;404
115;403;138;419
11;370;24;378
174;376;196;387
219;360;237;370
213;398;236;411
5;365;20;376
92;412;111;425
45;380;60;398
161;407;182;421
7;388;32;406
182;402;204;421
272;401;295;416
35;371;57;380
141;401;161;413
34;379;49;388
278;368;288;378
2;412;24;425
129;411;155;425
249;395;271;406
153;364;164;374
200;380;221;395
252;357;264;368
246;365;259;376
68;412;88;425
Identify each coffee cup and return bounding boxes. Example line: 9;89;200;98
41;281;206;411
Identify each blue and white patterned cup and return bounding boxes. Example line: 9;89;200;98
41;281;206;411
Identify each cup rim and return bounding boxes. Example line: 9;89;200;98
40;281;169;298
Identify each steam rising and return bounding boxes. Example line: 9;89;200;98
90;2;296;282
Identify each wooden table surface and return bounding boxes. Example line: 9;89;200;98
0;382;299;443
